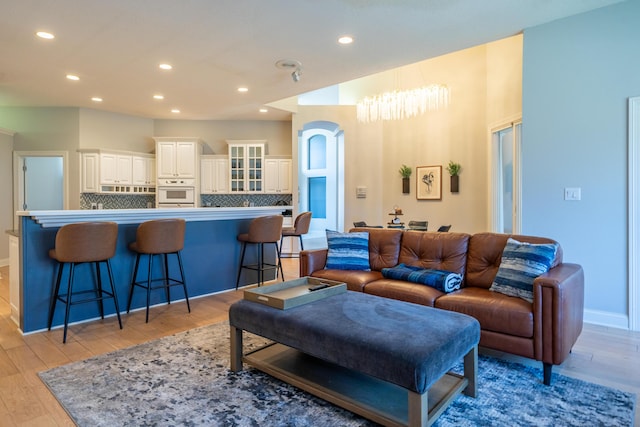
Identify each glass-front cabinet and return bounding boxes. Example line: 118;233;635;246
228;140;265;193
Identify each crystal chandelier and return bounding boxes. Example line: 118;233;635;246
356;84;450;123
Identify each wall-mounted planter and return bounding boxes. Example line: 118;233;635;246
402;177;410;194
450;175;459;193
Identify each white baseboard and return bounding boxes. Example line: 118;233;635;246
583;308;629;330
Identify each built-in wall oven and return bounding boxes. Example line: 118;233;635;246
157;178;196;208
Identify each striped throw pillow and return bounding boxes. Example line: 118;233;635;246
325;230;371;271
490;238;558;303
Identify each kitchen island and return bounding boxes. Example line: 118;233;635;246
13;206;291;333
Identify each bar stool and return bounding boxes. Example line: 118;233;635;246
235;215;284;290
126;218;190;323
47;221;122;343
280;211;312;258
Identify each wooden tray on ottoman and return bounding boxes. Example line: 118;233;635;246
243;277;346;310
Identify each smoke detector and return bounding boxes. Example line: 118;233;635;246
275;59;302;83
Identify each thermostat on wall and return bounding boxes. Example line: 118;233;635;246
356;186;367;198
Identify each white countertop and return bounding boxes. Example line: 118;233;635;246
18;206;293;228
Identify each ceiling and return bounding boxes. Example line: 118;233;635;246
0;0;623;121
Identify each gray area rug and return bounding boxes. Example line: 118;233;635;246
39;322;636;426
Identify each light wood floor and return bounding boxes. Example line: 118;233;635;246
0;262;638;426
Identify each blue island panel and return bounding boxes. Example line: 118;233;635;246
20;216;276;333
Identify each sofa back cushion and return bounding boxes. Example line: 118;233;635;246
398;231;470;276
351;227;403;271
465;232;563;289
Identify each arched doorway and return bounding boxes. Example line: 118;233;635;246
298;121;344;248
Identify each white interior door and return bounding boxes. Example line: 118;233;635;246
23;157;64;210
13;151;68;229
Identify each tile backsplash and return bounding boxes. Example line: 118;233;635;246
81;193;155;209
201;194;292;207
80;193;292;209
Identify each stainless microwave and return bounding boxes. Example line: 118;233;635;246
157;186;195;205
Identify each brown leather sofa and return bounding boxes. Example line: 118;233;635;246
299;228;584;385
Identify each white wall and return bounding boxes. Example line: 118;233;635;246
522;0;640;327
153;120;291;155
0;107;81;208
328;36;522;233
292;106;385;229
79;108;154;152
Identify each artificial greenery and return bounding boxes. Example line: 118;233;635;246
399;164;412;178
446;161;461;176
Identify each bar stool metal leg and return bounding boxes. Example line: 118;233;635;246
176;251;191;312
48;263;64;331
235;242;247;290
127;253;141;313
146;253;153;323
95;261;104;319
62;263;75;344
105;259;123;330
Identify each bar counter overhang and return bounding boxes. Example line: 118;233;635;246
15;206;291;333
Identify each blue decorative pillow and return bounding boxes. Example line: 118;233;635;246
325;230;371;271
490;238;559;302
381;264;462;293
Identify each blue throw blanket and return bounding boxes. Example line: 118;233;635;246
381;263;462;293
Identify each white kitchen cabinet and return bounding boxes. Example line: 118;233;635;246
132;156;155;186
201;155;229;194
81;153;100;193
227;140;265;193
79;149;155;194
156;140;201;178
100;153;132;185
265;157;292;193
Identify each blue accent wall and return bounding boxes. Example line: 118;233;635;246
522;0;640;319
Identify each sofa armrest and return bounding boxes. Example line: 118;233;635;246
533;263;584;365
300;249;328;277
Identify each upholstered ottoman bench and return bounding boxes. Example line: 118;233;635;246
229;291;480;427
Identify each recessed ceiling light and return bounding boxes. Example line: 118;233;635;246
338;35;354;45
171;109;180;113
259;108;268;113
237;87;249;93
153;94;164;100
91;97;103;102
66;74;79;81
159;63;172;70
36;31;55;40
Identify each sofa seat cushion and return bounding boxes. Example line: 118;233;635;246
435;287;533;338
311;269;383;292
364;279;443;307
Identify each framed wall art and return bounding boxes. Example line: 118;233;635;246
416;165;442;200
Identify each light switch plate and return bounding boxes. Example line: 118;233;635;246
356;186;367;198
564;187;581;201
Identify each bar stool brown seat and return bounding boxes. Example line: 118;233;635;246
280;211;312;258
235;215;284;290
47;221;122;343
126;218;190;323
